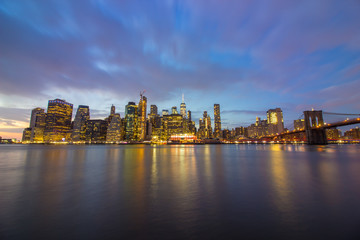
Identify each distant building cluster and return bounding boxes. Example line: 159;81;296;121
222;108;285;140
21;95;224;143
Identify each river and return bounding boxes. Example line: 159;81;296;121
0;144;360;239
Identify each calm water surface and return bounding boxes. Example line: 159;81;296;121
1;144;360;239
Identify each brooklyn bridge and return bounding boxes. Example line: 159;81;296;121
263;110;360;145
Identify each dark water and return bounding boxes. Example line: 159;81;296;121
1;144;360;239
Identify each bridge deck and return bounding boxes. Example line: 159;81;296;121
264;117;360;139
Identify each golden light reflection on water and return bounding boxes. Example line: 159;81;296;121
105;147;121;187
39;148;69;218
166;146;200;224
269;145;297;224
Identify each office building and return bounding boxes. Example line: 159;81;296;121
180;94;186;118
85;120;108;143
171;106;178;115
138;95;147;141
294;119;305;130
44;99;73;142
267;108;284;135
247;117;269;138
72;105;90;142
163;114;183;140
29;107;46;142
150;105;158;117
125;102;138;141
162;109;169;116
106;113;122;142
22;128;32;142
214;104;221;138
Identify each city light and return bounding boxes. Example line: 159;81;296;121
15;97;360;145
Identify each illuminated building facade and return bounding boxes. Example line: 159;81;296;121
344;127;360;139
267;108;284;135
162;109;169;116
204;111;212;138
150;115;163;140
106;105;116;123
180;94;186;118
29;107;46;142
214;104;221;138
106;113;122;142
162;114;183;139
197;111;212;139
170;134;197;143
326;128;341;140
138;95;147;141
294;119;305;130
235;127;247;138
85;120;108;143
171;106;178;115
222;129;231;140
44;99;73;142
247;117;269;138
72;105;90;142
150;105;158;117
125;102;138;141
22;128;32;142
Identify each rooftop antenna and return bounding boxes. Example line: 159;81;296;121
182;93;184;103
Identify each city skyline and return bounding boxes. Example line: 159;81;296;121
18;96;360;144
1;0;360;139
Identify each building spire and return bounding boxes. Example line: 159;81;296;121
182;93;184;103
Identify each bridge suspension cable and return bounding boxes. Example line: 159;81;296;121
323;112;360;116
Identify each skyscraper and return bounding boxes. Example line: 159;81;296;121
85;119;108;143
162;109;169;116
187;110;192;121
106;113;122;142
214;104;221;138
204;111;212;138
29;107;46;142
72;105;90;142
267;108;285;135
163;114;183;139
125;102;138;141
44;99;73;142
107;104;116;123
150;105;158;117
171;106;178;114
111;105;115;115
180;94;186;118
138;95;147;141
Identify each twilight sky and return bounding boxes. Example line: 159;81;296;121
1;0;360;139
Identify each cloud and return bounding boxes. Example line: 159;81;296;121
1;0;360;139
222;110;265;116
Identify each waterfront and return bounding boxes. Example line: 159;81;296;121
1;144;360;239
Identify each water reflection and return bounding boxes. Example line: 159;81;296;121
268;144;297;226
1;144;360;239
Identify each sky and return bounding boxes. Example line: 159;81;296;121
1;0;360;139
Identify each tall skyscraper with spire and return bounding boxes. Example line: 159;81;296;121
214;104;221;138
180;93;186;118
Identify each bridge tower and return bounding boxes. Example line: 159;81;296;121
304;110;328;145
